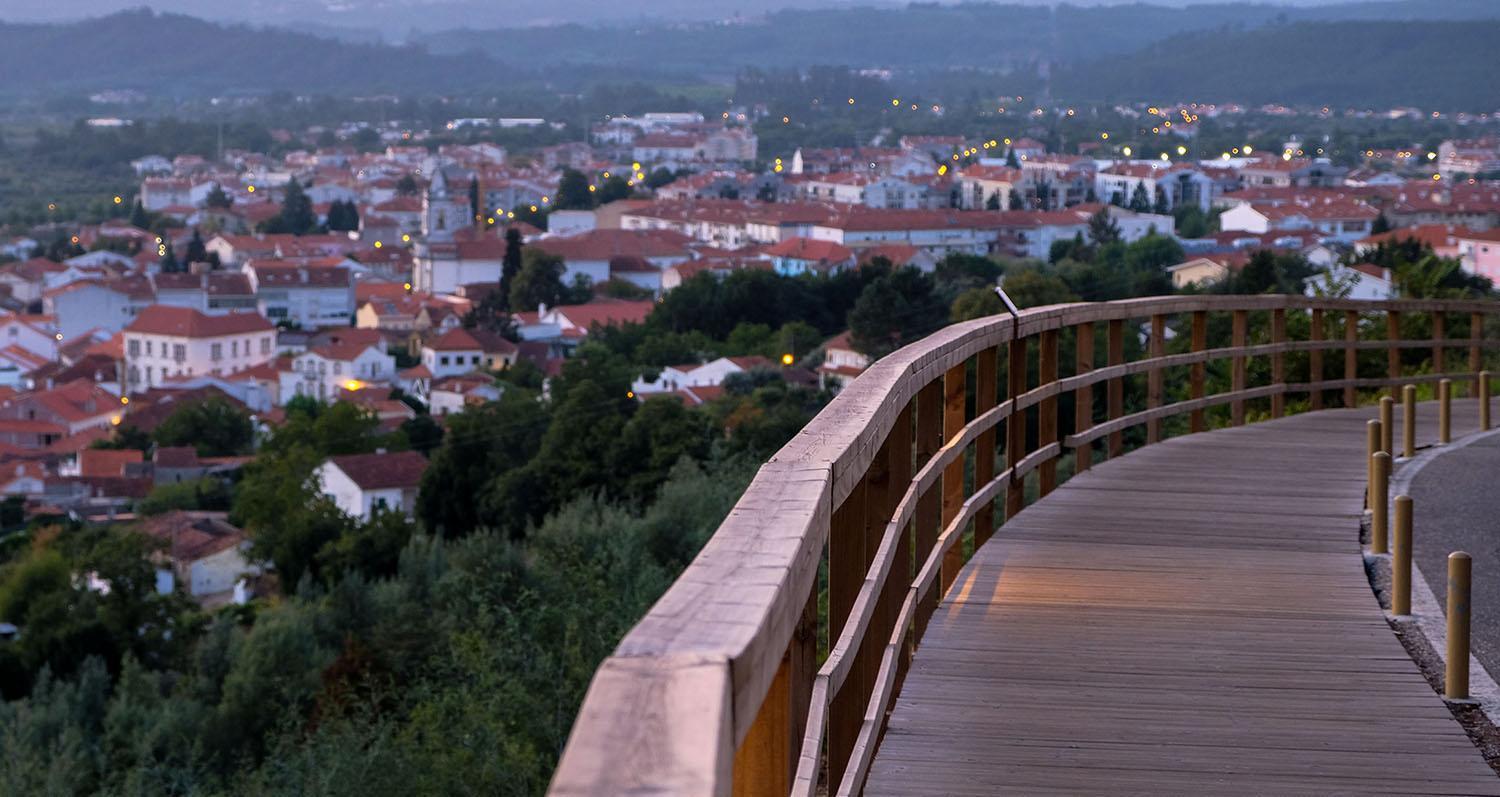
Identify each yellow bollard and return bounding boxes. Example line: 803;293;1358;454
1379;395;1394;454
1393;496;1413;616
1482;370;1492;432
1446;551;1472;701
1367;419;1382;511
1439;378;1452;444
1402;384;1416;458
1370;451;1390;554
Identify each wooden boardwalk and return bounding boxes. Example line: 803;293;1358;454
867;402;1500;796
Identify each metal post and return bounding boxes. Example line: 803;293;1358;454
1439;378;1452;444
1379;396;1394;455
1366;419;1381;512
1370;451;1390;554
1401;384;1416;459
1393;496;1412;616
1483;370;1492;432
1446;551;1472;701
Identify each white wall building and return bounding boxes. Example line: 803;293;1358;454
316;450;429;522
123;306;276;394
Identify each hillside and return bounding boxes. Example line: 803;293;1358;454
1053;20;1500;109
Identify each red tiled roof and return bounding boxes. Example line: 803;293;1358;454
126;306;273;337
551;300;654;330
78;447;143;477
765;237;854;263
326;450;428;490
533;229;693;261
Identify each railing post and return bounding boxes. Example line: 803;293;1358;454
1107;319;1125;458
1387;310;1402;399
826;477;866;790
1308;307;1325;411
1190;311;1207;431
1379;396;1394;456
1366;419;1380;512
879;404;913;699
1370;451;1390;555
732;655;791;797
939;362;967;594
1146;314;1165;443
1231;309;1248;426
1402;385;1416;459
1446;551;1472;701
1270;307;1286;418
1439;378;1452;444
1432;310;1445;377
1037;329;1059;496
1482;370;1492;432
1073;322;1095;472
1393;495;1413;617
1005;338;1027;519
913;381;943;639
1344;310;1359;408
973;348;998;546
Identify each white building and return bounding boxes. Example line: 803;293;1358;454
316;450;429;522
243;263;355;328
282;342;397;403
420;327;517;379
123;306;276;394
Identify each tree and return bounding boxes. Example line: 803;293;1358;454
1005;148;1020;168
264;178;317;235
138;477;232;516
847;266;945;357
950;286;1006;321
1371;211;1392;235
157;241;179;274
500;227;523;312
645;168;676;189
509;250;570;311
152;397;254;456
417;393;546;536
1087;208;1121;246
597;174;632;204
183;228;208;266
205;184;233;209
1152;186;1171;215
1008;190;1025;210
555;169;595;210
468;177;482;226
395;174;420;196
327;199;360;232
1128;183;1152;213
129;199;151;230
985;193;1001;210
400;415;445;457
1001;267;1079;308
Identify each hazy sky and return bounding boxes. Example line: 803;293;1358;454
4;0;1364;32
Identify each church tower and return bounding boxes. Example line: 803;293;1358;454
422;169;468;242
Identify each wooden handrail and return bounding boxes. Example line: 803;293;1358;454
549;296;1500;797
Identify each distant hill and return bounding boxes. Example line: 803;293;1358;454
1053;20;1500;109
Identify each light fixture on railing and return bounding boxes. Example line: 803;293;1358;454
993;283;1020;319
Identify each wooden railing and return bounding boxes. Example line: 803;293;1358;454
549;295;1500;797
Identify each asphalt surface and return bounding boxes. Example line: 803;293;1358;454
1407;433;1500;683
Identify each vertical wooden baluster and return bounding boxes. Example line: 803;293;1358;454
1309;308;1325;410
973;348;998;547
872;405;911;742
887;404;914;692
939;362;967;594
1231;309;1248;426
732;655;791;797
825;478;865;791
1344;310;1359;408
1038;329;1059;496
1107;319;1125;458
1146;314;1165;443
1387;310;1402;398
1471;312;1484;397
913;381;943;640
1190;311;1207;432
788;582;818;789
1270;308;1286;418
1073;322;1095;471
1005;337;1028;519
1432;310;1446;378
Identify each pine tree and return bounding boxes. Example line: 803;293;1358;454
555;169;595;210
1005;148;1020;169
1153;186;1171;215
129;199;150;230
1087;208;1122;246
1008;190;1025;210
184;229;208;266
158;241;179;273
1128;183;1151;213
1371;212;1392;235
985;193;1001;211
205;184;233;209
468;177;482;226
274;178;317;235
500;227;523;311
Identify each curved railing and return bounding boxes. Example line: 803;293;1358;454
550;295;1500;796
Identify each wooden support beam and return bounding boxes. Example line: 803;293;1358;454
1073;322;1095;471
825;478;866;791
939;362;967;594
1231;309;1248;426
1432;310;1446;377
1038;329;1059;496
1146;314;1165;443
732;655;791;797
1309;308;1325;411
973;348;998;547
913;381;943;640
1190;311;1207;432
1005;337;1028;519
1107;319;1125;458
1344;310;1359;408
1387;310;1402;398
1471;312;1485;397
1270;308;1286;419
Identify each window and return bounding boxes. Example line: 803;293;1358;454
6;327;14;338
173;344;185;362
231;340;238;357
261;337;271;355
333;362;342;376
440;356;450;366
127;339;140;357
318;361;326;375
210;343;222;361
146;340;153;356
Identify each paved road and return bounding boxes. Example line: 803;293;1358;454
1407;432;1500;684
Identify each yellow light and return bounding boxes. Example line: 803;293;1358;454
603;171;611;178
626;390;635;399
402;234;411;242
774;165;783;173
55;333;63;341
247;185;255;193
937;164;947;176
71;236;79;244
1160;153;1170;161
892;99;900;106
1176;145;1187;155
344;380;363;391
1066;108;1075;116
1428;152;1437;160
781;353;794;366
952;154;960;161
529;205;538;212
113;196;122;204
48;203;56;211
487;217;495;224
1243;146;1253;154
506;211;514;219
1003;138;1011;145
1122;146;1132;156
110;415;121;426
588;185;597;192
542;196;549;203
403;282;412;290
374;241;383;248
1433;174;1442;181
782;116;789;124
1152;127;1160;134
1100;132;1109;140
631;162;641;171
120;396;129;405
1222;152;1231;160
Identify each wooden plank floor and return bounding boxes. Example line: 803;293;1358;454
867;401;1500;796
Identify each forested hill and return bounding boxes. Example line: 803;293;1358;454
0;9;502;96
1053;20;1500;109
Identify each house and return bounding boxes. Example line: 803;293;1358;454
123;306;276;394
243;262;356;328
631;355;773;396
0;378;123;446
1455;229;1500;283
316;450;429;521
1094;163;1214;212
765;238;856;276
420;327;518;378
818;331;871;388
282;342;397;403
136;511;257;605
1317;262;1393;301
531;229;695;286
528;300;655;343
1220;199;1378;243
1167;254;1250;289
43;276;157;339
429;373;503;416
957;165;1025;210
0;313;60;364
151;271;258;315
